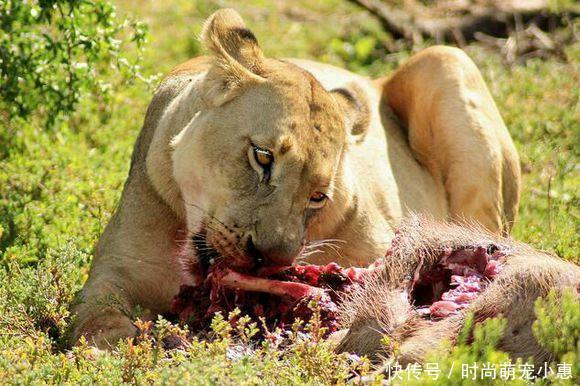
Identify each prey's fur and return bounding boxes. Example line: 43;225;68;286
336;217;580;367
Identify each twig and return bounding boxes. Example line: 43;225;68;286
348;0;578;45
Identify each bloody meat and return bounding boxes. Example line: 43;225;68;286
170;261;379;335
170;243;505;336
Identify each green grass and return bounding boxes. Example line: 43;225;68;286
0;0;578;384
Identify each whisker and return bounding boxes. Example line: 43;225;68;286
296;249;322;260
318;241;345;261
305;238;346;248
192;246;218;252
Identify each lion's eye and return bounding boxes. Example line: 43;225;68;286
309;192;327;208
248;145;273;182
253;147;273;168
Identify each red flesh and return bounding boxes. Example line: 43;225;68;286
170;261;378;336
413;246;506;318
170;240;506;337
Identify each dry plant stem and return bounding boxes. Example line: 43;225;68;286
349;0;576;45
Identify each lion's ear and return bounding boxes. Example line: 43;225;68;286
331;84;370;144
200;9;266;107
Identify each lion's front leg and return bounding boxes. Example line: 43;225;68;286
70;274;138;349
382;46;521;233
71;248;183;348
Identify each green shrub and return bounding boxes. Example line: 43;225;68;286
394;290;580;385
0;309;370;385
533;289;579;384
0;0;151;127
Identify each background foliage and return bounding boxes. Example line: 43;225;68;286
0;0;578;384
0;0;153;127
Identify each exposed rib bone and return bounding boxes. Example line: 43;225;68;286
220;268;327;300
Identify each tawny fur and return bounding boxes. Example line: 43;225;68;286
336;216;580;367
71;9;521;348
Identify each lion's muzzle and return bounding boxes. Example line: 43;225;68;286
244;232;303;267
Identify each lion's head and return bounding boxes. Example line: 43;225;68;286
171;9;369;269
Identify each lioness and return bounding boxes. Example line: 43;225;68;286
72;9;520;348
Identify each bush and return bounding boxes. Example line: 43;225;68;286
396;290;580;385
533;289;579;384
0;0;151;127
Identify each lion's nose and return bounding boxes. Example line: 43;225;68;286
244;234;299;267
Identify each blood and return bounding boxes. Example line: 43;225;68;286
170;239;506;337
170;261;378;336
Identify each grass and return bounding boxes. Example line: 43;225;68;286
0;0;578;384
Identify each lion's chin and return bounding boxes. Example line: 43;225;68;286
211;243;256;271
